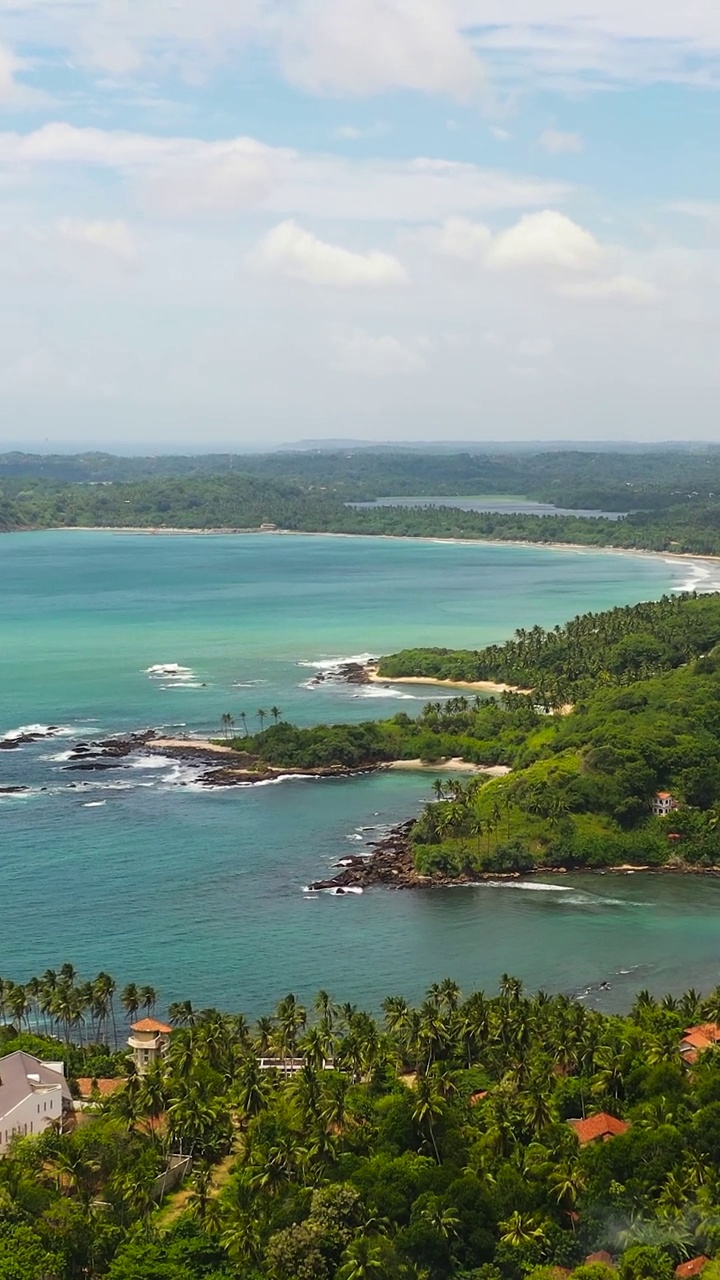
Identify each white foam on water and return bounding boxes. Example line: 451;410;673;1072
231;679;267;687
1;723;73;742
665;560;720;594
353;686;420;701
298;652;377;671
145;663;193;677
82;800;107;808
304;885;364;896
346;833;364;841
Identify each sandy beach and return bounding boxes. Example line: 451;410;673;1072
366;666;532;695
387;758;511;776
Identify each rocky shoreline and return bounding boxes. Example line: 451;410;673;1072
52;731;382;787
305;820;540;893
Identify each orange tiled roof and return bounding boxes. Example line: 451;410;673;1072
685;1023;720;1041
656;791;673;799
76;1077;126;1098
469;1090;489;1106
586;1252;614;1265
570;1112;629;1145
130;1017;172;1033
675;1259;709;1280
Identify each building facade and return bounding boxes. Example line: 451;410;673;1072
0;1052;73;1153
128;1017;172;1074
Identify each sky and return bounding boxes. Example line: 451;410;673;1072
2;2;720;449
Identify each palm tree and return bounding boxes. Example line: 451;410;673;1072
239;711;248;737
337;1236;390;1280
256;708;267;732
270;706;281;724
121;983;140;1025
138;985;157;1016
220;712;235;740
499;1210;548;1247
412;1075;444;1163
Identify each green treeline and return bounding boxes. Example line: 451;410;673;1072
6;967;720;1280
5;445;720;509
377;594;720;697
7;463;720;555
0;474;349;532
233;594;720;875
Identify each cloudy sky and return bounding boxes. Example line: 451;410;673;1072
1;0;720;449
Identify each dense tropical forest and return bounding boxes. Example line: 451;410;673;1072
4;963;720;1280
227;594;720;876
3;445;720;510
5;448;720;553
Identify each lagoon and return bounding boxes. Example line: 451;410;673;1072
1;529;718;1015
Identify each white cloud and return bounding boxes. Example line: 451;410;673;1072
57;218;140;265
253;219;408;287
538;129;584;154
490;126;511;142
428;215;492;260
486;210;606;272
0;123;568;222
425;209;659;305
331;327;428;374
6;0;720;95
557;274;661;303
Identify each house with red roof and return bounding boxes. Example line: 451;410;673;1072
127;1018;172;1075
652;791;678;817
569;1112;629;1145
680;1023;720;1066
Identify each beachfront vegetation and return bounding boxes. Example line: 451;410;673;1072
229;593;720;876
7;448;720;556
377;593;720;699
5;967;720;1279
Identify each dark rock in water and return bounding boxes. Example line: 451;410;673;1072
309;660;375;688
0;785;28;794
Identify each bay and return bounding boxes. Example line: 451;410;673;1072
1;528;717;1017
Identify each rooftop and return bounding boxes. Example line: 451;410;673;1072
130;1018;172;1034
0;1051;71;1117
76;1077;126;1099
570;1112;630;1145
675;1259;709;1280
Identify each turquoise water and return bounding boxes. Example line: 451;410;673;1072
2;529;719;1016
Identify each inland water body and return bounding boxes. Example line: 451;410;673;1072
2;529;720;1017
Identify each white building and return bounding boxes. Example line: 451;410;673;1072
0;1051;73;1152
652;791;678;818
128;1018;172;1074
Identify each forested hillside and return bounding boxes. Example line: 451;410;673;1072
5;965;720;1280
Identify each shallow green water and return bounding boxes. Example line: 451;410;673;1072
1;529;718;1015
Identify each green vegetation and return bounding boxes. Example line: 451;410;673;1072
6;449;720;554
377;594;720;700
6;966;720;1279
229;594;720;876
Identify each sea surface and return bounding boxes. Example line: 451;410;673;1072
1;529;719;1018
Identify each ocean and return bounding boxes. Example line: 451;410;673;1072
2;528;719;1017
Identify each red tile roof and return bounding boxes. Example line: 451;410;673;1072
676;1259;709;1280
130;1017;172;1033
76;1077;126;1098
586;1252;614;1266
570;1112;629;1145
469;1090;489;1106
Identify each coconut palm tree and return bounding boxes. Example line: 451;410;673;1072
121;983;140;1025
220;712;235;740
270;706;281;724
256;708;267;732
138;985;158;1016
337;1236;390;1280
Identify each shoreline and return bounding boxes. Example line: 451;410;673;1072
307;819;720;894
366;666;533;696
14;524;720;579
